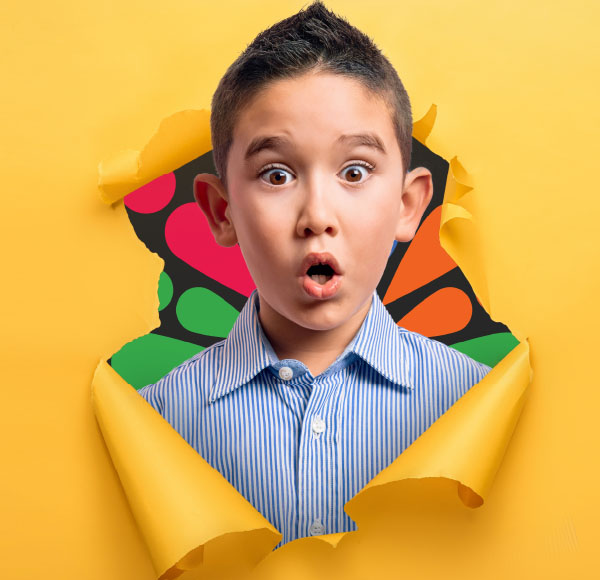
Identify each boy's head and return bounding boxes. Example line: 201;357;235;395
210;0;412;189
194;1;433;340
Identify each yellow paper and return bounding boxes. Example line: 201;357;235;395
2;1;598;579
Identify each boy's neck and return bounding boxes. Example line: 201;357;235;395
256;294;373;377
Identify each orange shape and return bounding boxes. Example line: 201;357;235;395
383;206;457;304
397;287;472;337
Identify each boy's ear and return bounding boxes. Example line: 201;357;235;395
193;173;238;247
394;167;434;242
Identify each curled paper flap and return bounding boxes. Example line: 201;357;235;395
412;104;437;145
444;157;474;203
345;339;531;521
91;361;281;579
98;109;212;204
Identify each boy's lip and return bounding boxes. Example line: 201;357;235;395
297;252;343;276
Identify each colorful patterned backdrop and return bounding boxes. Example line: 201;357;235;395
111;140;517;388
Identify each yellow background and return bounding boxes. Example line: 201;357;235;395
1;0;598;578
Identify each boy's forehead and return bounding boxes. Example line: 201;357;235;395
229;73;401;160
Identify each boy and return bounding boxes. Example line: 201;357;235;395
139;1;491;545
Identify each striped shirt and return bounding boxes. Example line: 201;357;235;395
139;289;491;545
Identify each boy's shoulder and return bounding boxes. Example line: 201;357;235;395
393;325;492;385
359;290;491;390
395;324;464;356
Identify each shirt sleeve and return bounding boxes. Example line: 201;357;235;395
455;351;493;395
134;355;206;449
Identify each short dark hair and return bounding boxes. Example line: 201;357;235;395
210;1;412;188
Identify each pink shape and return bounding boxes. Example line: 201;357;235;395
165;203;256;296
124;172;176;213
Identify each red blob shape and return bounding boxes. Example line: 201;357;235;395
165;203;256;296
398;287;472;337
124;173;176;214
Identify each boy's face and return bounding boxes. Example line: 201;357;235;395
195;71;432;335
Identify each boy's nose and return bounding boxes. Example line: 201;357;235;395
295;179;339;238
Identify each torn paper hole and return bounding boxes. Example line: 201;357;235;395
93;106;532;579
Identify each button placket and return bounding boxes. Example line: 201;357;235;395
297;378;336;538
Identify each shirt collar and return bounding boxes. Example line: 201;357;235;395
210;289;415;403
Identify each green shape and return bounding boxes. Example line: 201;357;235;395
176;287;239;337
450;332;520;368
158;271;173;311
111;333;204;389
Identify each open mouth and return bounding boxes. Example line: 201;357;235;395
306;263;335;285
299;252;343;300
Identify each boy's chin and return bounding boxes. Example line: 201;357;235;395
285;297;372;333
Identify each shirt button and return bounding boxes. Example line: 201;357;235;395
309;520;325;536
312;416;325;435
278;366;293;381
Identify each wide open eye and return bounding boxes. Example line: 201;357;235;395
260;166;294;186
340;162;373;183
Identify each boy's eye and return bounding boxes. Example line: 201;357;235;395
260;167;294;186
339;163;373;183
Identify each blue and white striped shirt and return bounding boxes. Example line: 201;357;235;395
139;289;491;545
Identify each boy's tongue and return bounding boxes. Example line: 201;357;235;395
307;263;334;285
310;274;330;285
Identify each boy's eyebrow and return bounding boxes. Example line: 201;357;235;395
243;132;386;161
244;135;290;160
336;133;387;154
